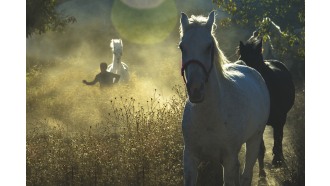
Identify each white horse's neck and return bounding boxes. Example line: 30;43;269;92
112;53;122;71
206;67;223;103
192;57;225;113
189;63;228;130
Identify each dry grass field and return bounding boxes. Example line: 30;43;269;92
26;55;304;185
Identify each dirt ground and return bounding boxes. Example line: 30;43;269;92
251;87;305;186
251;124;302;186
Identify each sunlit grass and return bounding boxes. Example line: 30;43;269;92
27;56;304;185
27;87;186;185
26;56;187;185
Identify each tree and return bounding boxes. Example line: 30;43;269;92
213;0;305;61
26;0;76;38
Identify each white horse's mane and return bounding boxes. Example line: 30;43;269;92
179;14;230;76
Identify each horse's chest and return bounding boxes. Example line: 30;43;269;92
186;126;226;160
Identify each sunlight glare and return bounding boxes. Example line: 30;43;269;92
111;0;178;44
120;0;165;9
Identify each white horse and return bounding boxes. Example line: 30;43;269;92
180;11;270;186
107;39;129;82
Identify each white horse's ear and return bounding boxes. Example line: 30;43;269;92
206;11;215;29
110;39;114;49
180;12;189;31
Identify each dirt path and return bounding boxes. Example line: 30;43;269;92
196;122;301;186
251;125;296;186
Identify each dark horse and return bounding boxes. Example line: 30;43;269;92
238;37;295;176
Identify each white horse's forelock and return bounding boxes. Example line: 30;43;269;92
180;15;211;37
180;13;229;77
110;39;123;50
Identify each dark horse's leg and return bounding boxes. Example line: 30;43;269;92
258;138;266;177
272;114;286;166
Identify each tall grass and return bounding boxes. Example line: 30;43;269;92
27;56;304;185
27;56;186;185
27;87;186;185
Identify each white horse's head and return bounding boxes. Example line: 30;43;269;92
110;39;123;59
179;11;216;103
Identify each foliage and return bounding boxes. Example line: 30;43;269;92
26;0;76;38
213;0;305;60
213;0;304;28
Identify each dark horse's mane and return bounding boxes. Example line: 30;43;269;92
236;36;262;58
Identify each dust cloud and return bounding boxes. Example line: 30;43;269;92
26;1;305;185
26;0;303;131
26;0;220;130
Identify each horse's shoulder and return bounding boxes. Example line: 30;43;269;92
225;62;258;76
225;62;267;90
265;59;285;67
263;60;294;89
265;60;291;74
234;60;247;66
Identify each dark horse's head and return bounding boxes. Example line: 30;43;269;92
238;37;264;68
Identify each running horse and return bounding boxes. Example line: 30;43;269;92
107;39;129;82
180;11;270;186
238;37;295;174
